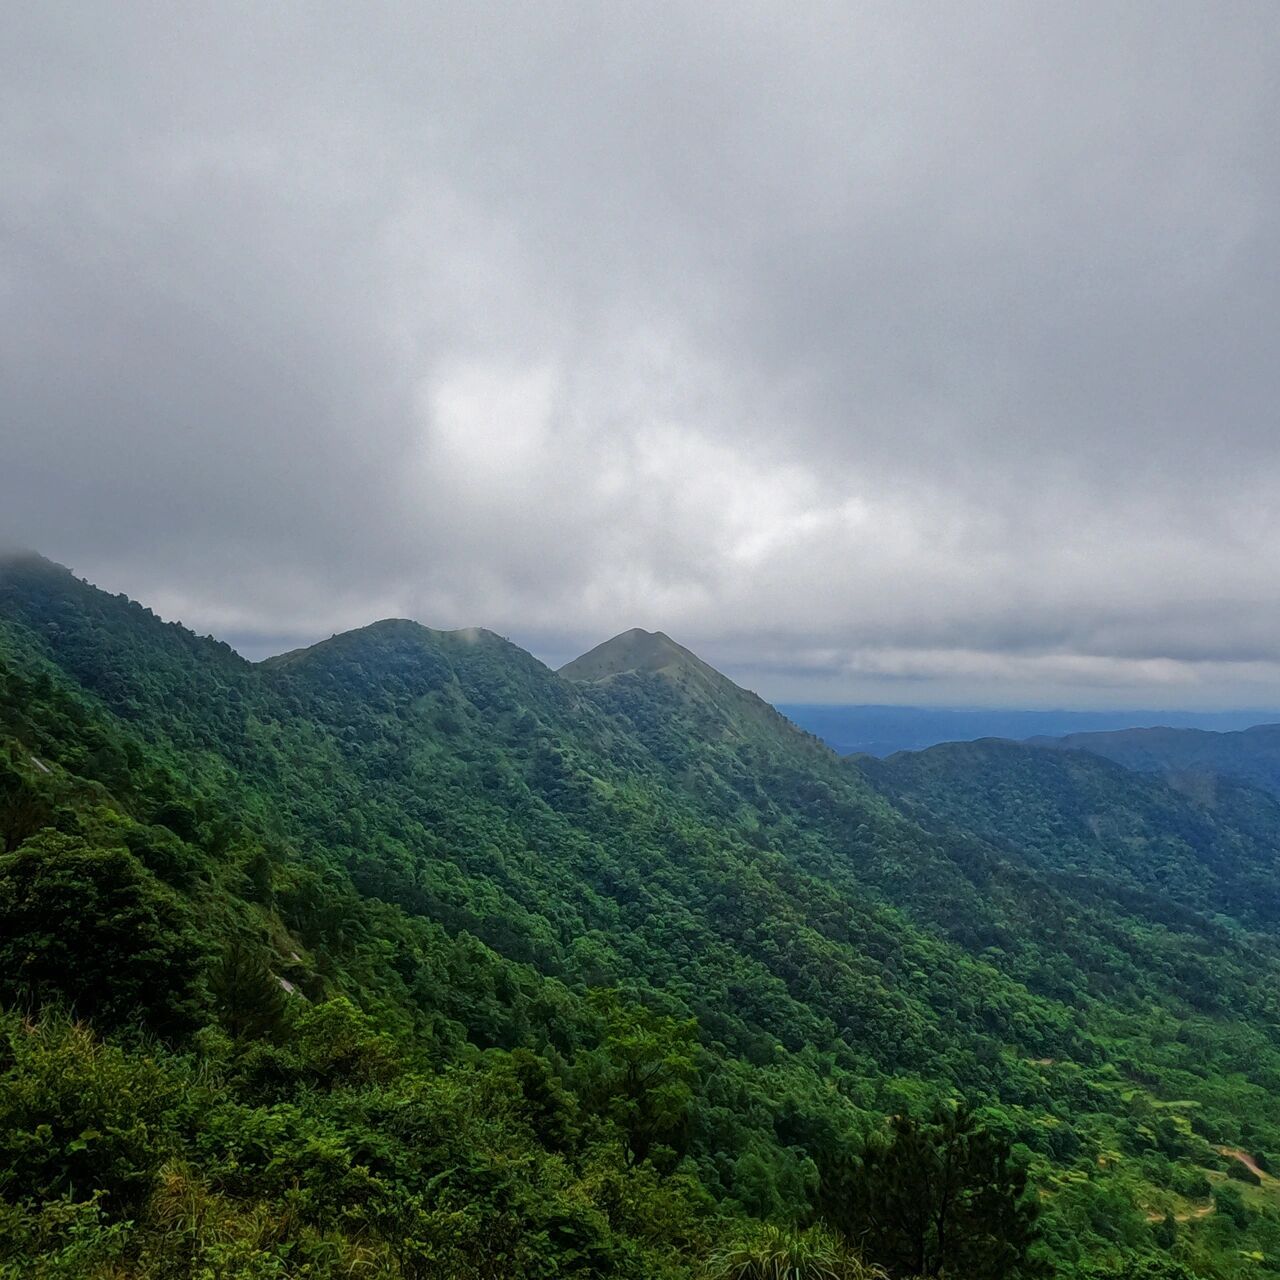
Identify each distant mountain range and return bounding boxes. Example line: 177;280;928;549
779;702;1280;757
1031;721;1280;801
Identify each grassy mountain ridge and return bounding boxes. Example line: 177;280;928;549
5;554;1280;1275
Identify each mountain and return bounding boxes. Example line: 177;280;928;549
860;737;1280;931
780;703;1280;757
558;626;699;681
1033;722;1280;800
560;626;820;755
6;554;1280;1276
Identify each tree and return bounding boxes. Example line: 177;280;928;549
292;995;397;1086
821;1102;1044;1279
0;832;208;1038
510;1048;580;1153
0;761;49;854
585;992;698;1169
210;935;289;1040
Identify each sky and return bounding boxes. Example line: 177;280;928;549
3;2;1280;707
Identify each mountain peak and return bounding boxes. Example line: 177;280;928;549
261;617;510;672
560;627;830;759
558;627;700;682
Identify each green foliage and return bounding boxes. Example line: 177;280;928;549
586;992;699;1169
0;831;208;1037
821;1102;1044;1278
704;1224;885;1280
7;553;1280;1275
0;1193;130;1280
0;1014;175;1217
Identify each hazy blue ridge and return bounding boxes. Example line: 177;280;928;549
779;703;1280;757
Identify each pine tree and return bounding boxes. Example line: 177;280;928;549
822;1102;1045;1278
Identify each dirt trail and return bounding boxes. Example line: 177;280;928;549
1220;1147;1267;1179
1142;1148;1270;1224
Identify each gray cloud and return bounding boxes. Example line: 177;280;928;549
3;1;1280;707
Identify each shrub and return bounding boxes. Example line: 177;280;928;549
0;832;209;1038
0;1014;177;1217
704;1224;885;1280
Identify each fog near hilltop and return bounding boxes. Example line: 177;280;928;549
3;3;1280;705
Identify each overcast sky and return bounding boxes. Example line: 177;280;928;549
4;3;1280;706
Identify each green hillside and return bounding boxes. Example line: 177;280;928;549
4;554;1280;1277
1034;724;1280;801
860;738;1280;930
558;627;698;681
559;626;817;752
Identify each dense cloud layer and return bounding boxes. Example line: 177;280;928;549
3;3;1280;705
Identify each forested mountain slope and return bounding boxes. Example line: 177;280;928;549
1032;724;1280;801
558;627;815;752
5;553;1280;1277
858;738;1280;931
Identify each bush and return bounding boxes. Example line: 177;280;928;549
0;1193;130;1279
0;1014;177;1217
1212;1182;1251;1230
704;1225;885;1280
1171;1165;1210;1200
0;831;209;1038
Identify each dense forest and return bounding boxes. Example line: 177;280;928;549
5;553;1280;1278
